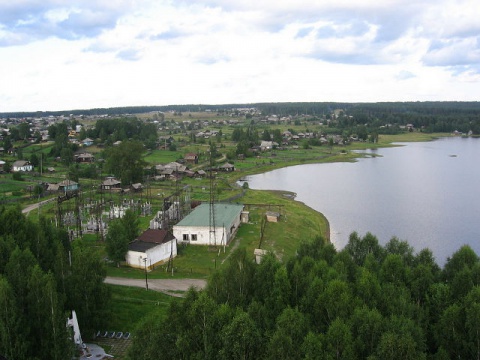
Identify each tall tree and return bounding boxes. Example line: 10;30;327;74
105;219;130;266
104;140;146;185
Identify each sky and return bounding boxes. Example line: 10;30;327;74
1;0;479;112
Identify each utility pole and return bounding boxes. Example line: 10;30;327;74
143;257;148;290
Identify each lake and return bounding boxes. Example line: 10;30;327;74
243;137;480;265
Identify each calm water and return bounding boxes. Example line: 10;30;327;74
244;137;480;265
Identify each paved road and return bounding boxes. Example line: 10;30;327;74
105;277;207;297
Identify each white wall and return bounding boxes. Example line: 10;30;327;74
126;240;177;269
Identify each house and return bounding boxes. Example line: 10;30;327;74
125;229;177;270
173;203;244;246
46;183;60;192
260;141;278;151
12;160;33;172
0;160;5;172
219;162;235;172
100;177;122;191
82;138;94;147
58;179;79;193
75;152;95;163
184;153;199;164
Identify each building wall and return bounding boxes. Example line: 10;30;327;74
125;240;177;269
13;164;33;172
173;212;242;246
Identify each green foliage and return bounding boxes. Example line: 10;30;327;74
0;207;108;358
105;209;139;266
12;172;23;181
130;232;480;359
104;140;146;185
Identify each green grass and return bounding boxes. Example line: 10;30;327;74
143;150;183;164
105;284;177;333
106;243;228;279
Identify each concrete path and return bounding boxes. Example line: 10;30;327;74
104;277;207;297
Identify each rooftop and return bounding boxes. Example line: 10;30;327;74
175;203;243;227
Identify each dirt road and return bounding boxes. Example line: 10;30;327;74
22;198;56;214
105;277;207;297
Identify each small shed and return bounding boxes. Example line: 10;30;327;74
254;249;268;264
240;211;250;223
266;211;280;222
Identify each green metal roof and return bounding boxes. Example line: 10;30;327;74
176;203;244;227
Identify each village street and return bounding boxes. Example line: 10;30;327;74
104;277;207;297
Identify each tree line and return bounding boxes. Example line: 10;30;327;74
0;206;110;359
129;233;480;359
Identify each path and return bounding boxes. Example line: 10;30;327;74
21;197;56;214
104;277;207;297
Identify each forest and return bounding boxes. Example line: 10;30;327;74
0;206;110;359
128;233;480;360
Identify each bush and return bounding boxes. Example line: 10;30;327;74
12;172;23;181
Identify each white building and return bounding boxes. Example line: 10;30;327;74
12;160;33;172
126;229;177;269
173;203;244;246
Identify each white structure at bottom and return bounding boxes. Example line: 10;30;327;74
66;310;82;346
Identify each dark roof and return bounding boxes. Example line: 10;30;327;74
129;229;175;252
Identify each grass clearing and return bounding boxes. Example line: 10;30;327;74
105;284;176;333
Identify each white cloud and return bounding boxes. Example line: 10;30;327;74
0;0;479;112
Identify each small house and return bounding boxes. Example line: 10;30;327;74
58;179;79;193
184;153;199;164
82;138;94;147
101;177;122;191
75;152;95;163
219;162;235;172
126;229;177;270
12;160;33;172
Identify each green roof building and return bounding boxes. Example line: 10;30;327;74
173;203;244;246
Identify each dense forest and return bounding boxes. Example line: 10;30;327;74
129;234;480;360
0;206;110;359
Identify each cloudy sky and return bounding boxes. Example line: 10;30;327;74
1;0;479;112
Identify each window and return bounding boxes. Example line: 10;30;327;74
183;234;189;241
191;234;197;241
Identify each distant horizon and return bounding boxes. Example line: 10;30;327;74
2;100;480;116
